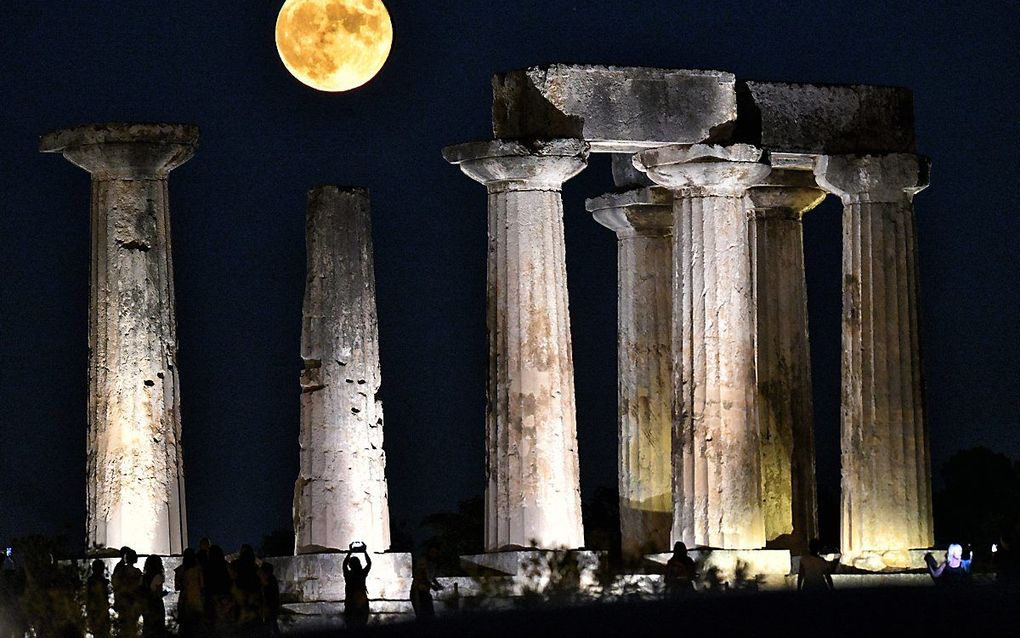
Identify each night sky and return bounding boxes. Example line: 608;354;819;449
1;1;1017;553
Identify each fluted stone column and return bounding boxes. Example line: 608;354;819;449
746;170;826;553
443;139;588;550
40;123;197;555
815;154;933;568
586;187;673;559
294;186;391;554
635;144;771;549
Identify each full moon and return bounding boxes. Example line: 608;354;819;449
275;0;393;92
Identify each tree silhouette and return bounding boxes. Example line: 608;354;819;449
934;447;1020;548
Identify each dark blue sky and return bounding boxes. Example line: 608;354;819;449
1;1;1017;551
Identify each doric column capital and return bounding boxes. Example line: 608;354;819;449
633;143;771;197
586;187;673;238
746;169;828;220
442;139;589;193
40;123;199;179
814;153;930;204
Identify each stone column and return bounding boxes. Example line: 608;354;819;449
815;154;933;567
586;187;673;559
443;139;588;551
294;186;391;554
635;144;771;549
745;170;826;553
40;123;197;555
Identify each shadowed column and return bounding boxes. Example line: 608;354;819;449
41;123;197;555
294;186;391;554
636;143;771;550
746;170;826;553
444;139;588;550
815;153;933;569
587;187;673;560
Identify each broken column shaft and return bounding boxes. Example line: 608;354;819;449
443;139;588;551
815;154;934;566
746;170;825;552
635;144;771;549
587;188;673;559
295;186;391;554
40;123;197;555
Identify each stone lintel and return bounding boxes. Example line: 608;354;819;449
492;65;737;152
814;153;930;203
635;143;770;196
40;122;199;177
736;81;916;155
586;187;673;236
443;139;589;190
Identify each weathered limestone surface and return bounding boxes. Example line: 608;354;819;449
41;123;197;556
587;188;673;559
737;82;916;158
814;154;933;568
443;139;588;550
295;186;391;554
492;66;737;152
635;144;770;550
746;170;826;552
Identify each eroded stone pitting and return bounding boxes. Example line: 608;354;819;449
41;122;194;556
293;186;391;554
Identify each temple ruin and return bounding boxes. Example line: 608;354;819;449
448;64;934;572
35;63;936;629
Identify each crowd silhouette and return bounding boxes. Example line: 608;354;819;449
79;540;282;638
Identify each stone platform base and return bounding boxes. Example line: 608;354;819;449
647;549;792;589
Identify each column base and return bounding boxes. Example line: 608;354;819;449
647;548;792;588
461;550;605;594
838;549;933;571
274;551;412;603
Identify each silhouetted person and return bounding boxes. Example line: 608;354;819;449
927;543;972;587
343;542;372;628
111;547;142;638
203;545;232;628
141;555;167;637
85;559;111;638
231;544;262;628
797;539;836;591
409;547;445;621
175;549;204;637
259;562;281;637
664;541;696;596
195;537;211;575
994;530;1020;586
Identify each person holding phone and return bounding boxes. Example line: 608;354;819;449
926;543;972;586
343;542;372;628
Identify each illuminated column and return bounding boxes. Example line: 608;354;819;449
443;139;588;550
40;123;197;555
586;187;673;559
635;144;771;549
745;170;826;553
294;186;391;554
815;154;933;567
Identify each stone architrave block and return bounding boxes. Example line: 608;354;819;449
492;65;737;152
739;81;916;157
